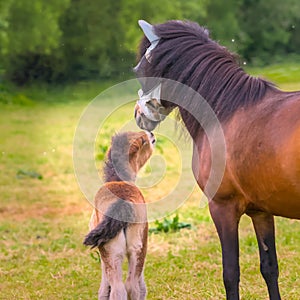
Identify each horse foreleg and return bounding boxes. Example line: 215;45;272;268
209;200;242;300
249;212;281;300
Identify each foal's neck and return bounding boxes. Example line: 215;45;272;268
103;154;136;183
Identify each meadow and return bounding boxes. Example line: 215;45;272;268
1;63;300;299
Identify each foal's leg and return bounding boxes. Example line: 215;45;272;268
125;224;148;300
98;259;110;300
100;232;127;300
209;200;242;300
138;271;147;300
249;212;281;300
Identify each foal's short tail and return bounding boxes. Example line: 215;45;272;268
83;199;135;249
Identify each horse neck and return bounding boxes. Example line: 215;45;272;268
181;110;216;144
167;62;276;139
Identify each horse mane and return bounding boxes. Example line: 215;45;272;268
139;20;277;136
103;132;134;182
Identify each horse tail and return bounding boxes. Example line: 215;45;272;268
83;199;135;249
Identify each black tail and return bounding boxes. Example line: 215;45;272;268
83;199;135;249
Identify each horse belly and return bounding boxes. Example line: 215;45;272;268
219;97;300;219
263;191;300;219
260;130;300;218
237;121;300;219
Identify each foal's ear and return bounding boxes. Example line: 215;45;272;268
138;20;159;43
129;138;140;157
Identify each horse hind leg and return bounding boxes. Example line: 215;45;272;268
249;212;281;300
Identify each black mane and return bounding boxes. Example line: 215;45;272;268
138;20;276;136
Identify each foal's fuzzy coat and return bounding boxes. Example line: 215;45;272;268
84;131;155;300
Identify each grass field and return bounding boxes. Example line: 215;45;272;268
1;63;300;299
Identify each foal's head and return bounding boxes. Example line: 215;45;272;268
126;131;155;173
104;131;155;182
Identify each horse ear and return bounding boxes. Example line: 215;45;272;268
204;28;210;36
138;20;159;43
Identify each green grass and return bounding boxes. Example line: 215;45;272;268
247;62;300;91
1;64;300;299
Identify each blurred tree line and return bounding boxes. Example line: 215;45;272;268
0;0;299;84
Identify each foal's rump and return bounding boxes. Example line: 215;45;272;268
83;198;135;249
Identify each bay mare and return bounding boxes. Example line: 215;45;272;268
134;20;300;300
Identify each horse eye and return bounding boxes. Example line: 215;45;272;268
146;100;156;109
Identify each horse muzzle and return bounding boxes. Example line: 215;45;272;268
134;103;160;131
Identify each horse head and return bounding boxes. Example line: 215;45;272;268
133;20;174;131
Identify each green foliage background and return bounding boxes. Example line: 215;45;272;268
0;0;299;84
